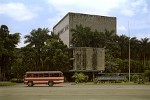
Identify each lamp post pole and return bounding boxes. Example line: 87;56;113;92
128;22;131;82
129;37;131;82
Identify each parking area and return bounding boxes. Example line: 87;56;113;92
0;83;150;100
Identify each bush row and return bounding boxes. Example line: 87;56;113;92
10;78;23;83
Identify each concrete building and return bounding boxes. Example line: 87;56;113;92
53;12;116;73
53;12;116;47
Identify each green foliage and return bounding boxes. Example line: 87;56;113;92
22;28;69;72
24;28;50;70
10;78;23;83
71;25;150;74
11;48;29;79
22;28;69;71
9;28;69;79
0;25;20;81
144;70;150;77
1;24;150;81
144;70;150;82
71;24;111;48
131;74;139;83
0;81;17;86
131;74;145;84
72;72;89;83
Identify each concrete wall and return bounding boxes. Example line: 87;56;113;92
73;47;105;71
53;14;70;47
70;13;116;33
69;12;116;45
53;12;116;47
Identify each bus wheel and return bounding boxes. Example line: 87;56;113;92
28;81;33;87
48;81;53;87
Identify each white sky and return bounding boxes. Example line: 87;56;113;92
0;0;150;47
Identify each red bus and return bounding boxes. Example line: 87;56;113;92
24;71;64;86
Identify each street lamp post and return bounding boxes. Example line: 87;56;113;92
128;22;131;82
129;37;131;82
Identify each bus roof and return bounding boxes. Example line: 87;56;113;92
26;71;63;74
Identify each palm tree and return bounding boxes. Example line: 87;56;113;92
130;37;140;60
71;24;87;47
116;35;129;59
24;28;50;70
139;38;150;69
0;25;20;80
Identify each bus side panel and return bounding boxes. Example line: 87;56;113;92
24;77;64;85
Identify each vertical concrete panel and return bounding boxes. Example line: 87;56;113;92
97;48;105;70
73;49;76;70
82;48;86;70
92;48;97;70
86;48;93;70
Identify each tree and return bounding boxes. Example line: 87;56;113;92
116;35;129;59
139;38;150;69
23;28;69;72
11;48;25;79
0;25;20;80
43;39;69;71
130;37;140;60
71;24;115;48
24;28;50;70
71;24;92;47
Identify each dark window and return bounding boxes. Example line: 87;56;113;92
44;73;49;77
54;73;59;77
39;74;43;77
49;73;53;77
27;74;32;77
60;73;63;77
33;74;38;77
49;73;63;77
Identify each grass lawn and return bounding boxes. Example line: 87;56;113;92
0;81;17;86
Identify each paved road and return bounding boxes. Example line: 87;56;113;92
0;83;150;100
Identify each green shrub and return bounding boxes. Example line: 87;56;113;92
144;70;150;82
138;75;145;84
144;77;149;82
72;73;89;83
10;78;23;83
131;74;145;84
131;74;139;83
0;82;16;86
138;79;144;84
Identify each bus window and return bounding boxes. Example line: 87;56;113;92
44;73;49;77
49;73;53;77
54;73;59;77
27;74;32;77
39;74;43;77
60;73;63;77
34;74;38;77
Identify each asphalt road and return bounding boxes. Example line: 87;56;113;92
0;83;150;100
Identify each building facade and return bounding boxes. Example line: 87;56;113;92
53;12;116;47
71;47;105;71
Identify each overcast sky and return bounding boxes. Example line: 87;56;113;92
0;0;150;47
